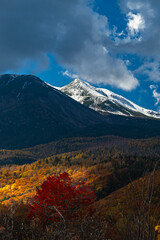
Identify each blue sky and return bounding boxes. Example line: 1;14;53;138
1;0;160;111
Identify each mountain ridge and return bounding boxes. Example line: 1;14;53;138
57;79;160;118
0;74;106;149
1;74;160;150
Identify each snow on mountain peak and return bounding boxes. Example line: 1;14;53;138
58;79;160;119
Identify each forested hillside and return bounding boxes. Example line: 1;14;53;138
0;136;159;239
1;135;160;165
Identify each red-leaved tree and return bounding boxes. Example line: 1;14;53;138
28;172;96;226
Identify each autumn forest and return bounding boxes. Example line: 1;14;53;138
0;136;159;239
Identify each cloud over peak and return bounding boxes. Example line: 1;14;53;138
1;0;160;91
0;0;139;91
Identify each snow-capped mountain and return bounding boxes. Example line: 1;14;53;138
1;74;160;149
57;79;160;118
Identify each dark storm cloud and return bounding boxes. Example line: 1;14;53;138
0;0;88;69
0;0;138;90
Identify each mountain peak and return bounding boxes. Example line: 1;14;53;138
59;79;160;119
70;78;88;87
73;78;82;83
72;78;94;88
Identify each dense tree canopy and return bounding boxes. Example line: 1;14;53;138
29;172;96;226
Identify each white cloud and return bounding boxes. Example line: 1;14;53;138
127;12;145;36
150;84;157;90
125;60;131;66
1;0;160;93
127;2;143;10
152;90;160;106
118;0;160;60
63;42;139;91
62;70;78;79
135;61;160;82
150;85;160;105
0;0;139;91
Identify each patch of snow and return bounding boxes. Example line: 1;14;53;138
22;81;28;89
98;88;160;118
17;92;21;99
0;74;19;86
